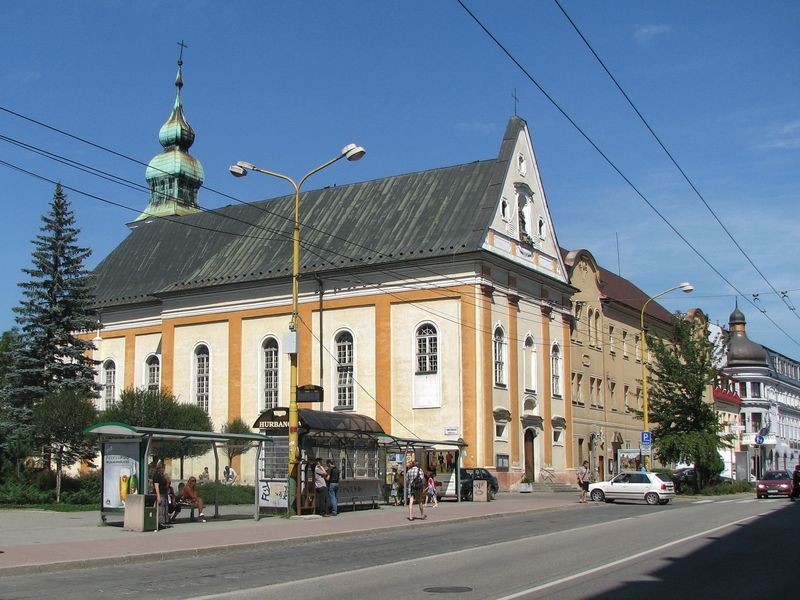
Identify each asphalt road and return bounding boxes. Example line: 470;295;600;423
0;496;795;599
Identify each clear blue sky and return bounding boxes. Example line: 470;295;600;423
1;1;798;358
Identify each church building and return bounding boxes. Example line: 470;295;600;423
87;59;620;487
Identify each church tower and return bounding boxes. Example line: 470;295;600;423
133;50;204;224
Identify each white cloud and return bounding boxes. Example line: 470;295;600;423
634;24;671;43
758;120;800;150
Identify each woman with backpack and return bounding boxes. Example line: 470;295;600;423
406;460;427;521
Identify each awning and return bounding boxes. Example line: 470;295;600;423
85;421;272;444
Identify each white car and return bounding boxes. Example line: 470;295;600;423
589;471;675;505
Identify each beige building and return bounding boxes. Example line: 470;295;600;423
562;249;675;481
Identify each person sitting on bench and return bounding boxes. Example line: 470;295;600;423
181;476;206;522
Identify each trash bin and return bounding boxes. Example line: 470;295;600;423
123;494;158;532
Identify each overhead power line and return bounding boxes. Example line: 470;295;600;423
454;0;799;347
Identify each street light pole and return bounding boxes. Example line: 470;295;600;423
230;144;365;512
640;281;693;469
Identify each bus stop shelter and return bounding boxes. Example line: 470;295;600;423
84;422;272;521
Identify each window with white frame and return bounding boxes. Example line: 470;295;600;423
609;325;615;354
194;344;210;413
622;331;629;358
145;355;160;391
262;337;279;410
551;344;561;396
634;334;641;362
103;359;116;409
416;323;438;374
335;331;354;409
524;335;537;392
494;327;507;386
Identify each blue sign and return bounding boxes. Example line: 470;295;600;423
755;435;764;445
641;431;652;445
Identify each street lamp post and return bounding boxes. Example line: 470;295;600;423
640;281;693;469
229;143;365;512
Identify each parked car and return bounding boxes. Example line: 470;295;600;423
671;467;696;493
756;470;793;499
589;471;675;505
459;468;499;501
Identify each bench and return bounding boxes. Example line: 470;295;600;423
335;493;380;512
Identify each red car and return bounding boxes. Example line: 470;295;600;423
756;470;793;499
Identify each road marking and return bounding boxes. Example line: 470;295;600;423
693;500;713;504
717;500;736;504
493;513;760;600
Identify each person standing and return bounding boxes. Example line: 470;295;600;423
151;460;170;528
313;458;329;516
791;464;800;501
407;460;427;521
326;459;340;516
577;460;591;503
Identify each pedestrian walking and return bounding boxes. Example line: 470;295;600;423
791;464;800;501
327;459;340;515
407;460;427;521
424;470;439;509
577;460;591;503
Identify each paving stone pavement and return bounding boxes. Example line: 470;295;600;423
0;492;580;575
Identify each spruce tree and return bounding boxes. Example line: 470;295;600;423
1;185;99;474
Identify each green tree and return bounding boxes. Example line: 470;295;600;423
33;389;98;502
1;186;98;478
103;388;213;462
647;314;726;489
221;417;254;465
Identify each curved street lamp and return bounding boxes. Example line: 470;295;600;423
640;282;693;469
229;144;365;512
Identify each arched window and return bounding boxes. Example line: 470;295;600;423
335;332;354;409
194;344;210;413
594;311;601;348
494;326;506;386
524;335;537;392
551;344;561;396
416;324;438;374
145;355;160;391
103;359;116;409
262;337;279;410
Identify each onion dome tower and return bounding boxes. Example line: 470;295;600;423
134;51;204;223
726;305;769;367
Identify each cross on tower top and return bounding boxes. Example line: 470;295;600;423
512;88;519;116
177;40;188;64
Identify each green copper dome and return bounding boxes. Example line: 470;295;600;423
135;58;203;223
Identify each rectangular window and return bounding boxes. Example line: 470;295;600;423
589;376;596;407
609;326;615;354
496;454;510;472
336;335;354;409
596;377;603;408
751;382;762;398
622;331;629;359
624;384;630;412
609;381;617;411
495;422;508;440
263;344;279;410
146;358;159;391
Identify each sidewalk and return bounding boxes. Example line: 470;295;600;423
0;492;579;576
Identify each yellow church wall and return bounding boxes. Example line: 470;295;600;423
132;333;162;389
172;321;229;430
390;298;462;441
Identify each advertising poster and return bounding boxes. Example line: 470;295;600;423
617;449;642;472
103;442;140;509
259;479;289;508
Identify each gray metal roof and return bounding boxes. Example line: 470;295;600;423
93;160;508;308
92;118;533;309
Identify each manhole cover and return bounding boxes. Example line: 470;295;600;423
423;587;473;594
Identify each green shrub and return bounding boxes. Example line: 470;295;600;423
697;481;754;496
196;482;255;505
0;481;55;504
